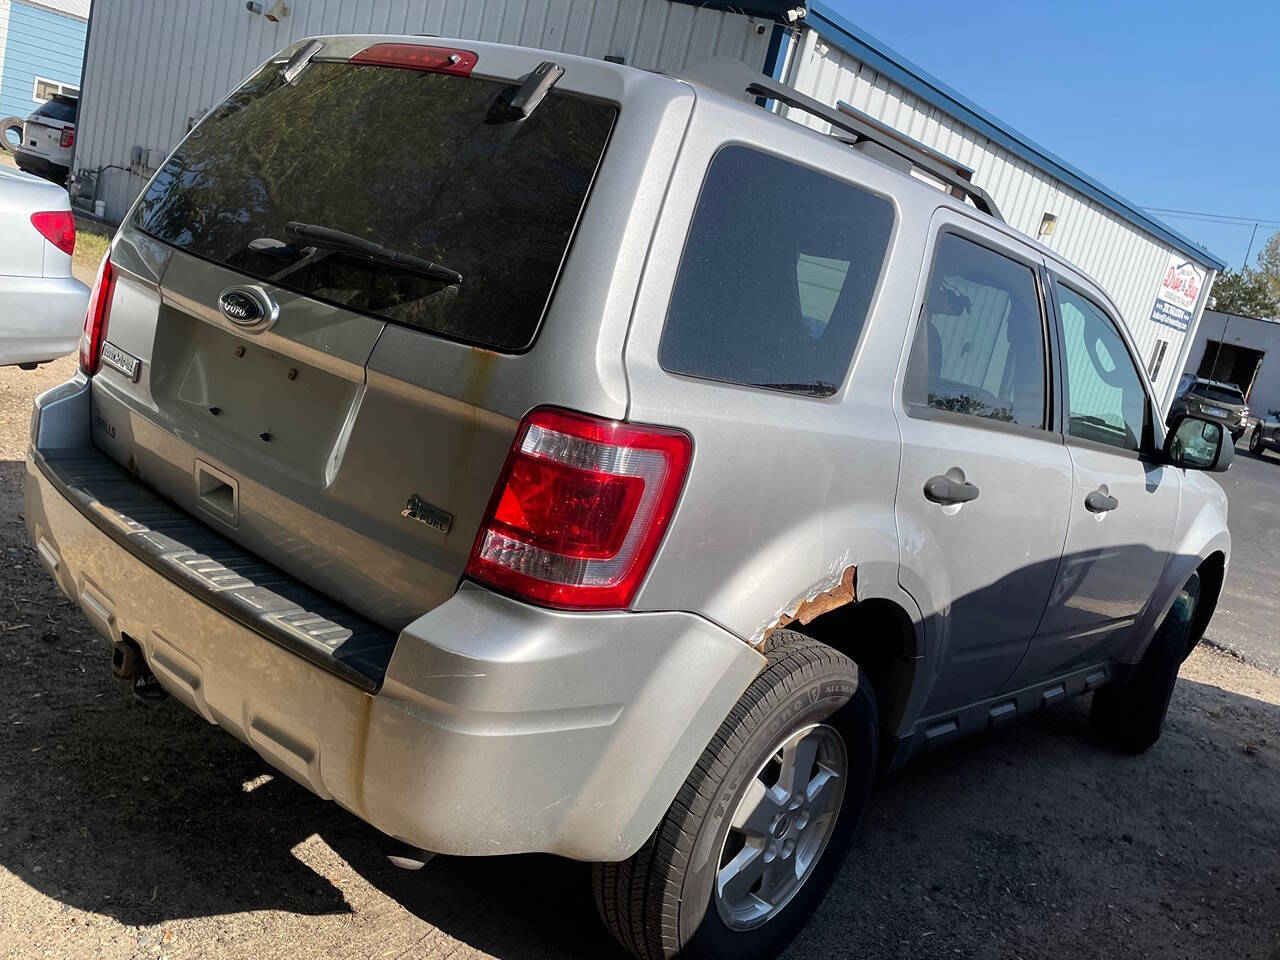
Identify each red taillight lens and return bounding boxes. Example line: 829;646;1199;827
59;128;74;149
78;254;115;375
466;408;692;610
30;210;75;256
349;43;477;75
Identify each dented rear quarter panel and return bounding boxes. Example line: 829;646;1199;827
627;89;929;685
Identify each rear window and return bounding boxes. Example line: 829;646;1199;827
134;58;615;351
33;97;76;123
1192;382;1244;404
659;146;894;397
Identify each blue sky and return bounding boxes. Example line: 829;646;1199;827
822;0;1279;273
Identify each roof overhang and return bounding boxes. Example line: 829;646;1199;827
803;2;1226;272
671;0;800;22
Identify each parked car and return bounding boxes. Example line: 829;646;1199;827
10;94;77;185
1249;415;1280;458
0;165;88;367
1169;375;1249;442
24;39;1232;960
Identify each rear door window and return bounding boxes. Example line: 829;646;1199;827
658;145;894;397
905;233;1048;428
133;58;616;352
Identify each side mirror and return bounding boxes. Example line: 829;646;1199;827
1164;414;1233;472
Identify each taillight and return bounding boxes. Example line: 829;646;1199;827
59;128;74;149
349;43;477;76
78;254;115;375
465;408;692;610
30;210;75;256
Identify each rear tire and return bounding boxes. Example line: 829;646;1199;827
1091;572;1201;754
1250;426;1265;456
592;632;878;960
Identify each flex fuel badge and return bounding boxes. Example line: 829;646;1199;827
401;494;452;535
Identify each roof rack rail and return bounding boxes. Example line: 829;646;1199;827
677;58;1003;223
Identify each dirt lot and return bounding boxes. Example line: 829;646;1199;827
2;359;1279;959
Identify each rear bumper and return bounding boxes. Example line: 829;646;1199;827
12;148;68;181
1170;404;1245;431
25;379;763;860
0;273;87;366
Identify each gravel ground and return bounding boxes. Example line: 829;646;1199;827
2;359;1279;959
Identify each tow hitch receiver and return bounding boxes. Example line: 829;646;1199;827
110;636;168;704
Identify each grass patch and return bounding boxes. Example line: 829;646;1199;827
73;228;110;275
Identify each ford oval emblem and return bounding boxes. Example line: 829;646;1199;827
218;287;274;327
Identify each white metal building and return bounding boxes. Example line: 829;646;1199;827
69;0;1224;410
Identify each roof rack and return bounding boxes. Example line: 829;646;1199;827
677;58;1003;222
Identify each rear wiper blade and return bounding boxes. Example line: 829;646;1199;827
751;379;838;396
283;221;462;285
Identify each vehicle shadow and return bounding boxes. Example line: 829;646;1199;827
3;632;1278;958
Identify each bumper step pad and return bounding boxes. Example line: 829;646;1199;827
37;450;396;692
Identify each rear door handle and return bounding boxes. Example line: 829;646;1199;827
923;475;980;505
1084;490;1118;513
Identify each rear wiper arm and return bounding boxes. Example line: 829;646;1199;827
283;221;462;285
751;379;838;396
508;60;564;119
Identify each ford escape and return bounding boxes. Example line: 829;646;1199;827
24;38;1232;960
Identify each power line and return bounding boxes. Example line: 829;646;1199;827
1142;206;1280;228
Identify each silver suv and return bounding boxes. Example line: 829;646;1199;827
24;38;1232;960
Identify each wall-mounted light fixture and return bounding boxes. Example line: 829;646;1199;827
1037;212;1058;240
245;0;289;19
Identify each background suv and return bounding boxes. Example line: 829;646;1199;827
1170;375;1250;442
12;94;77;185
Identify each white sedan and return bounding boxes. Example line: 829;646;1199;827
0;165;88;367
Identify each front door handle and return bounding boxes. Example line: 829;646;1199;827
1084;490;1119;513
923;474;980;505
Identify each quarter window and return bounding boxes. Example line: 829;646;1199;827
906;233;1047;428
1055;284;1147;451
659;146;895;397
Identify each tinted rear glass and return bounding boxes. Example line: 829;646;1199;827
134;59;615;351
1192;383;1244;404
659;146;894;397
33;97;75;123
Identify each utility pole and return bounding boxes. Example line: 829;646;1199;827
1244;222;1260;269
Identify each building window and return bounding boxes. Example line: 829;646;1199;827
1148;339;1169;381
32;77;79;103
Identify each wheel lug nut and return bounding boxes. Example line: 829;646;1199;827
782;838;796;858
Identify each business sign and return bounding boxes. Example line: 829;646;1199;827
1149;254;1206;332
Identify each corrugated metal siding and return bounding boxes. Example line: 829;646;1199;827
75;0;771;225
0;0;85;119
786;28;1210;408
